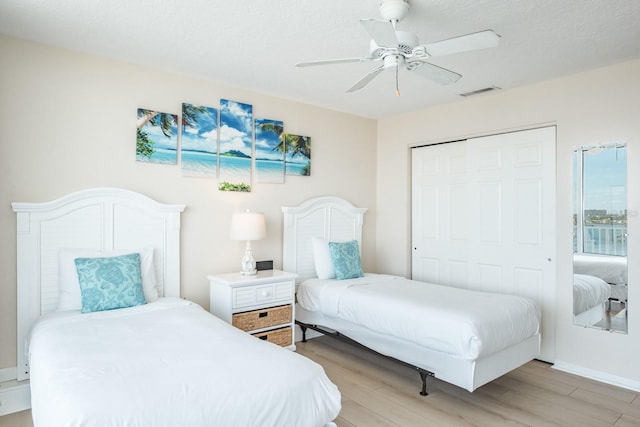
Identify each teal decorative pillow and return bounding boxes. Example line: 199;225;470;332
74;253;146;313
328;240;364;280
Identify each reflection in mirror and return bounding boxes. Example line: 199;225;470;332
573;143;627;333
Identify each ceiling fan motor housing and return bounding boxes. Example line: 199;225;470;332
369;30;418;58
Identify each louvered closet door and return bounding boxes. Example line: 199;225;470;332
411;126;556;362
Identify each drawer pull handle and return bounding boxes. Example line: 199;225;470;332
258;312;268;318
259;335;268;340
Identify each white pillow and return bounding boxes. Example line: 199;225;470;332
312;237;337;279
58;247;158;311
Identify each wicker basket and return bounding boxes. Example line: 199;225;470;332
232;304;292;332
252;327;292;347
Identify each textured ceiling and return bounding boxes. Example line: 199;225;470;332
1;0;639;119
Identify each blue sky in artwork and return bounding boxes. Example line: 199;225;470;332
220;99;253;156
255;118;284;161
181;104;218;153
141;113;177;150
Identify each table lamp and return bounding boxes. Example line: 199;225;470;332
230;210;266;275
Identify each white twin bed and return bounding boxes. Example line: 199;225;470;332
282;196;541;394
13;188;340;427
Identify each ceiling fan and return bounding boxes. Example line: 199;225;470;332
296;0;501;95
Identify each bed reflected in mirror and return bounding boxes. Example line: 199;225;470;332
573;143;627;334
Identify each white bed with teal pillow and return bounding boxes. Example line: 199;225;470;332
282;196;541;394
13;188;340;427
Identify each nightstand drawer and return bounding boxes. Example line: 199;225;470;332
209;270;297;350
232;304;292;332
252;326;292;347
232;281;293;309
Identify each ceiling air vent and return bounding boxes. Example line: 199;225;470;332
459;86;501;97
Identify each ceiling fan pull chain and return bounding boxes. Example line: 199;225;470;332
395;63;401;96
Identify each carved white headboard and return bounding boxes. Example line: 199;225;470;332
12;188;185;380
282;196;367;282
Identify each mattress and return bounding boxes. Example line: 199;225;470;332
29;298;340;427
297;274;540;360
573;274;611;315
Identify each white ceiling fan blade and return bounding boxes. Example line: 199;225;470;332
360;19;398;48
408;61;461;85
423;30;501;57
346;64;386;93
296;57;375;67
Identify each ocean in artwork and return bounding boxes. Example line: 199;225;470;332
181;150;218;176
285;160;309;176
136;147;177;164
219;155;251;181
256;159;287;183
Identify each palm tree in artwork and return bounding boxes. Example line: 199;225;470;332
285;134;311;160
258;122;311;175
258;121;285;154
283;134;311;176
181;104;208;130
136;109;177;157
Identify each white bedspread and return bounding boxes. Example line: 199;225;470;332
573;254;627;285
297;274;540;360
573;274;611;315
29;298;340;427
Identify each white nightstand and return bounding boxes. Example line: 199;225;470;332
208;269;297;350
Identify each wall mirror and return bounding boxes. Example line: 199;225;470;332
572;143;627;333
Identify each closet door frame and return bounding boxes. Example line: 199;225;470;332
411;126;556;361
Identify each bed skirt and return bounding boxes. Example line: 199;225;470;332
296;304;540;392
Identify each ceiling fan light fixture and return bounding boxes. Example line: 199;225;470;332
383;54;404;69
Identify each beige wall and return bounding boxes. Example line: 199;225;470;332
376;60;640;387
0;35;377;369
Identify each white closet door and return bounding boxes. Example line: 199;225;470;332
412;126;556;362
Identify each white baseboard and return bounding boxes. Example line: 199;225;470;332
0;380;31;416
552;361;640;392
0;367;17;383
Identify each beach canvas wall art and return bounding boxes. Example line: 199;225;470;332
254;118;285;183
136;108;178;164
218;99;253;191
180;103;218;177
284;134;311;176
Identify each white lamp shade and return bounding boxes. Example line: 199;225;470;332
230;211;266;241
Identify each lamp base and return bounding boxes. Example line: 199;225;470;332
239;240;257;276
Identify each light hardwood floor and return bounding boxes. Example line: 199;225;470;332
296;336;640;427
3;336;639;427
0;408;31;427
